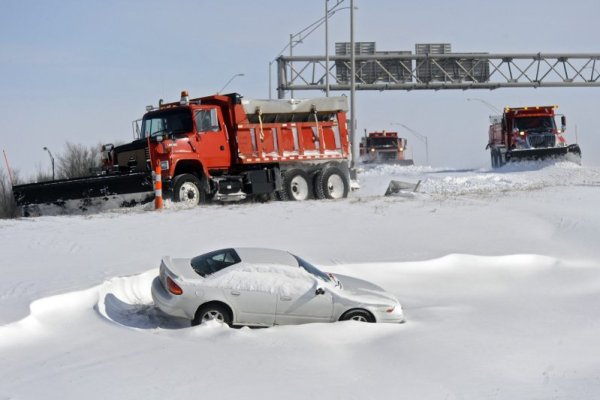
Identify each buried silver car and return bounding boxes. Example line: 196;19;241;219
151;247;404;327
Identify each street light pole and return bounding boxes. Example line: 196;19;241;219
43;146;55;180
349;0;356;170
391;123;429;166
218;73;244;94
325;0;329;97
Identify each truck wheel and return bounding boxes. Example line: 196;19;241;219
491;149;498;168
172;174;206;206
281;169;312;201
315;166;349;200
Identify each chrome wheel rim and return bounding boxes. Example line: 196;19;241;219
350;315;368;322
178;182;200;206
326;174;344;199
202;310;225;323
290;175;309;200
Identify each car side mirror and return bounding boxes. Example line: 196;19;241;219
315;287;325;296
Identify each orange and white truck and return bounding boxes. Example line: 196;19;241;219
13;92;353;212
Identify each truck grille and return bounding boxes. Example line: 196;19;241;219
527;133;555;149
378;151;398;161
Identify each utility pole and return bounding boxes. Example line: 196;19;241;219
349;0;356;170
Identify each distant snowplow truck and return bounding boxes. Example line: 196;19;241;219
359;131;413;165
13;92;353;213
487;105;581;168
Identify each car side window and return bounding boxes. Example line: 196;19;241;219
195;109;220;132
190;248;241;277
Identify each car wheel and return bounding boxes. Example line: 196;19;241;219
192;303;232;326
339;309;375;323
172;173;206;206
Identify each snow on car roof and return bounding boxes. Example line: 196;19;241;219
233;247;299;267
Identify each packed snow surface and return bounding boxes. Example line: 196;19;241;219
1;161;600;399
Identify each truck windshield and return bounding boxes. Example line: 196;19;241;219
367;137;398;147
513;117;555;132
141;109;194;138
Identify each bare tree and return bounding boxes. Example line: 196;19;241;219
56;142;101;179
0;168;20;219
34;164;53;183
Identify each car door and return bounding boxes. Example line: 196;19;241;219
222;269;277;326
274;279;334;325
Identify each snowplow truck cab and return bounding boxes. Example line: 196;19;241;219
487;105;581;168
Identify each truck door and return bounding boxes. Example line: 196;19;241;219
194;107;231;168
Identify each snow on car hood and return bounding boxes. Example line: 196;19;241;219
332;274;400;306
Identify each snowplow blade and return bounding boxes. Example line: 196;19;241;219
385;180;421;196
506;144;581;163
12;172;154;207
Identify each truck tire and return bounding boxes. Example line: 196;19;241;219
315;166;349;200
172;173;206;206
280;169;312;201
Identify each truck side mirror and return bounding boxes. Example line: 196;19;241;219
561;116;567;130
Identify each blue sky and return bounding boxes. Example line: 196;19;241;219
1;0;599;176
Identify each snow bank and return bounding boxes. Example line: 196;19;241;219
357;161;600;197
2;163;600;399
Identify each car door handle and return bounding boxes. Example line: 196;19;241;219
230;291;241;296
280;296;292;301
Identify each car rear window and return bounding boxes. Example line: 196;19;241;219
190;248;241;277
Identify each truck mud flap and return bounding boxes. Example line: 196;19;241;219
12;172;154;206
506;144;581;163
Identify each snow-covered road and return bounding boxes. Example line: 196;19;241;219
1;162;600;399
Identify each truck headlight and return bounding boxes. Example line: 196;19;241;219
160;160;169;170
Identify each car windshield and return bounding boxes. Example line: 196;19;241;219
141;109;193;138
293;255;331;283
513;116;555;132
190;249;241;277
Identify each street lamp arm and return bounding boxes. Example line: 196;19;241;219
390;123;427;143
466;98;502;114
43;146;55;180
218;73;244;94
390;123;430;165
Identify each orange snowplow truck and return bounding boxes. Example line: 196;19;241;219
359;131;413;165
487;105;581;168
13;92;352;212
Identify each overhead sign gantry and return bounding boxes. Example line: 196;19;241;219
276;42;600;98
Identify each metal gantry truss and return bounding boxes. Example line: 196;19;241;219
276;53;600;98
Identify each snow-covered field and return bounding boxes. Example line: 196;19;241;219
2;162;600;399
